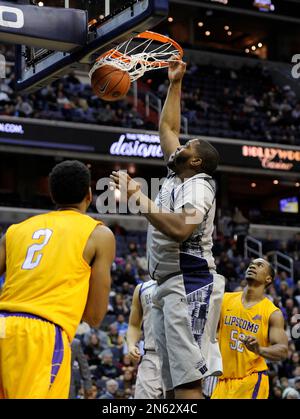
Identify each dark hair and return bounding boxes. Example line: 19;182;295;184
265;263;276;288
269;264;276;282
49;160;90;205
194;139;220;175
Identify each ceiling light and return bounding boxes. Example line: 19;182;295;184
251;182;256;188
198;22;204;27
245;48;250;53
205;31;211;36
168;17;174;23
258;42;263;48
227;31;232;36
251;45;256;51
273;180;279;185
224;25;230;31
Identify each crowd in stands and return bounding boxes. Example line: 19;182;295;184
1;44;300;145
179;64;300;145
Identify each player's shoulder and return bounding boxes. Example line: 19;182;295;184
224;291;242;298
263;295;280;315
139;279;156;293
194;174;216;192
166;166;177;177
7;212;49;233
90;224;115;242
182;173;216;195
223;291;242;304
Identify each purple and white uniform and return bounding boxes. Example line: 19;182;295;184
134;280;164;399
147;171;225;391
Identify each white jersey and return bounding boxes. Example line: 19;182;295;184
139;279;156;351
147;171;217;282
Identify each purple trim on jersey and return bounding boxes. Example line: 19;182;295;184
139;283;156;296
180;252;212;274
182;272;213;294
139;284;145;337
138;283;143;303
50;325;64;386
252;371;267;399
180;253;213;294
0;311;48;321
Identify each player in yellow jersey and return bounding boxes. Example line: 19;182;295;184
211;258;288;399
0;160;115;399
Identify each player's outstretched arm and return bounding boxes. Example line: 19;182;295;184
0;235;6;276
82;225;115;328
127;284;143;363
159;60;186;162
242;310;288;361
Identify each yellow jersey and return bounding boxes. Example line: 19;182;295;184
218;291;279;379
0;210;101;341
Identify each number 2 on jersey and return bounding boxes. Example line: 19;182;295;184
22;229;53;270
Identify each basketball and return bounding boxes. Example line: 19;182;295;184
91;64;131;101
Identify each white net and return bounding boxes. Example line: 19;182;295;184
89;31;183;82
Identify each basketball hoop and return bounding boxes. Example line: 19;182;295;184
89;31;184;82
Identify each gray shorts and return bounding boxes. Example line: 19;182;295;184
151;273;224;391
134;351;164;399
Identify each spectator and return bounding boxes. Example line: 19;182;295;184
69;338;93;399
95;350;122;380
282;387;300;399
120;369;135;392
112;294;130;316
271;385;283;399
99;379;119;399
84;333;106;366
107;324;124;349
232;208;249;254
112;314;128;335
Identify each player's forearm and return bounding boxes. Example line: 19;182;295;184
82;288;110;328
259;344;288;361
137;192;188;241
126;325;142;349
159;80;182;136
159;81;182;159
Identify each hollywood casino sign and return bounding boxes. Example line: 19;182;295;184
242;145;300;171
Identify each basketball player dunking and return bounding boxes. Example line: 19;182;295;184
0;161;115;399
110;60;225;399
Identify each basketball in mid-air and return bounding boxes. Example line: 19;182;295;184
91;64;131;101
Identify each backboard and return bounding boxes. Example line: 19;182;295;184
14;0;169;92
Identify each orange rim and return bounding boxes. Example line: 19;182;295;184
98;30;183;67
